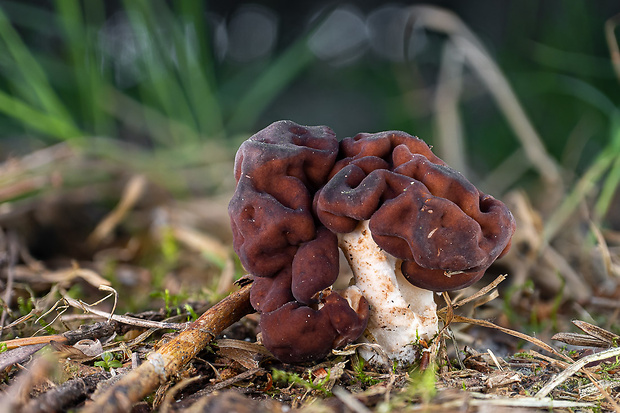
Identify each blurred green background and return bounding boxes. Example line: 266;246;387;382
0;0;619;212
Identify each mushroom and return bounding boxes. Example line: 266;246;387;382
315;130;516;364
229;122;515;366
228;120;369;363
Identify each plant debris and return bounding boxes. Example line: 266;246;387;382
1;160;620;412
1;4;620;412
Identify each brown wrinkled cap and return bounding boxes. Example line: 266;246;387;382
316;130;516;291
229;120;369;363
249;228;339;313
260;292;369;364
229;120;339;277
250;267;294;314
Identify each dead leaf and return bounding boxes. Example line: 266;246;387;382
73;339;104;357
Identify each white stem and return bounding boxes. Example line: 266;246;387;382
338;220;438;365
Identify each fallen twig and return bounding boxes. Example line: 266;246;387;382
80;281;253;413
62;294;186;331
22;371;112;413
0;321;118;351
0;321;119;370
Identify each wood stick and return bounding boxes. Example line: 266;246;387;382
23;371;112;413
1;321;119;350
80;282;254;413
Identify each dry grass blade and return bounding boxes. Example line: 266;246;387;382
465;393;595;410
171;226;230;264
405;5;562;191
80;282;253;413
87;174;147;246
472;290;499;309
62;292;186;330
433;40;467;176
43;265;111;289
582;370;620;413
437;275;506;334
551;332;612;348
590;222;615;278
526;350;571;369
536;346;620;398
553;320;620;348
450;274;506;310
573;319;620;346
191;367;265;398
486;349;503;371
450;314;571;362
579;379;620;401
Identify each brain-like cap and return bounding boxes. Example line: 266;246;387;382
229;120;369;363
230;123;515;363
315;130;516;291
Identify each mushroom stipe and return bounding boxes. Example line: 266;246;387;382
229;120;516;366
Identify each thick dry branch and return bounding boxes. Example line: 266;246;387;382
80;282;253;413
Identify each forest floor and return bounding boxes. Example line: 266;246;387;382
1;142;620;412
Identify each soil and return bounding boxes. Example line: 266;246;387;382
1;144;619;412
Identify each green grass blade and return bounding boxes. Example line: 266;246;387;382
226;39;315;133
122;0;200;143
101;87;200;147
0;1;56;35
596;154;620;221
172;0;224;138
0;89;82;139
54;0;114;137
594;116;620;220
0;5;76;132
543;149;616;244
